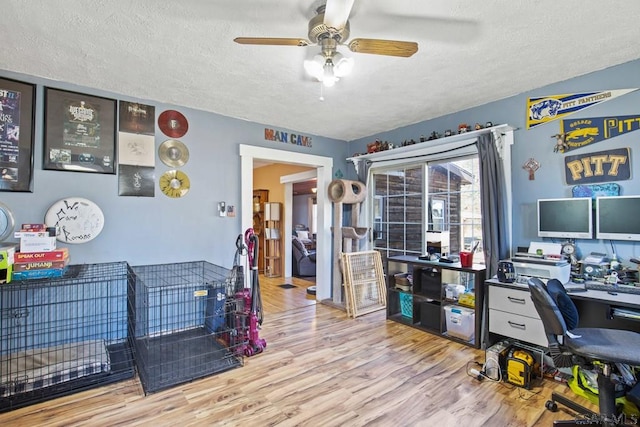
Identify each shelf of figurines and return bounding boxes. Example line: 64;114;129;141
357;121;496;156
347;123;515;167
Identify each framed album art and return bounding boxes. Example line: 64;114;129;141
118;165;155;197
0;77;36;192
43;87;117;174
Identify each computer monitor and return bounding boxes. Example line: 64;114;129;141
537;197;593;239
596;195;640;241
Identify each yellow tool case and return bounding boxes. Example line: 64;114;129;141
506;348;535;389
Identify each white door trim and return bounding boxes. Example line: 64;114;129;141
240;144;333;301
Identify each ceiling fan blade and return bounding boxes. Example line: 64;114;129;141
234;37;310;47
357;12;480;44
323;0;355;30
348;38;418;57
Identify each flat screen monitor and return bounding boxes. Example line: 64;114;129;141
537;197;593;239
596;195;640;241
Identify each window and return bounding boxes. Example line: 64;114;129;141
308;197;317;234
372;155;483;263
427;156;482;261
373;165;424;258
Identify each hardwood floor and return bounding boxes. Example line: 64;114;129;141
0;274;596;426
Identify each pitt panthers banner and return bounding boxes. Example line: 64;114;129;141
564;147;630;185
526;89;637;129
559;115;640;153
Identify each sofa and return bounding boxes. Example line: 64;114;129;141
292;236;316;277
293;225;314;248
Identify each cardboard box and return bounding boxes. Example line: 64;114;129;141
0;245;16;266
0;244;16;284
14;247;69;262
426;230;450;256
19;235;57;253
15;231;49;238
15;228;57;238
13;259;69;272
20;223;48;231
0;264;12;284
458;292;476;308
12;267;67;280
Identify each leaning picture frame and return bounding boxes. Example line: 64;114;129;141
0;77;36;192
43;87;117;174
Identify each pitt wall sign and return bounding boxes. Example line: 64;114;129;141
564;147;630;185
264;127;312;148
526;89;637;129
559;115;640;153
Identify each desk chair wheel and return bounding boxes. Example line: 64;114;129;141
545;400;558;412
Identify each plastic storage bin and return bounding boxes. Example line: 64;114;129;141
443;305;475;341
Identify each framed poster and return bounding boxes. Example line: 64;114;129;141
0;77;36;192
43;87;116;174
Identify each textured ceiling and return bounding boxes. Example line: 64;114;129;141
2;0;640;141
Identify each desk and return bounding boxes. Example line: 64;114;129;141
483;279;640;349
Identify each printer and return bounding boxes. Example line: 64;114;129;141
510;241;572;284
511;258;571;284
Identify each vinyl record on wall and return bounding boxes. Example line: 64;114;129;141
158;139;189;168
158;110;189;138
159;170;190;198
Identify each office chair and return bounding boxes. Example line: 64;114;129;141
528;277;640;426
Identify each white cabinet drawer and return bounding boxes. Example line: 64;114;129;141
489;309;547;348
488;286;540;319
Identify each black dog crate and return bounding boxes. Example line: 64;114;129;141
0;262;135;413
128;261;244;394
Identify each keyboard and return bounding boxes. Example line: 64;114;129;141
585;281;640;295
515;275;544;285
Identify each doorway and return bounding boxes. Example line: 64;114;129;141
240;145;333;301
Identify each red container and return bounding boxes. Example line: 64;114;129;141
459;251;473;268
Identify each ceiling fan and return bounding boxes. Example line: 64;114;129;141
233;0;418;87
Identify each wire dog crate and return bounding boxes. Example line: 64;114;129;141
0;262;135;413
128;261;244;394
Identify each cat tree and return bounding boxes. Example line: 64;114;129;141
327;179;368;305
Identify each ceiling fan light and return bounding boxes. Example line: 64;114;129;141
323;77;337;88
322;60;338;87
333;54;354;77
304;55;325;80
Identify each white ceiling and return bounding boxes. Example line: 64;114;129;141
3;0;640;141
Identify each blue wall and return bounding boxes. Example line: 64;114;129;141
4;59;640;270
348;59;640;267
0;70;349;268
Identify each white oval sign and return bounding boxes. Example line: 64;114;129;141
45;197;104;244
